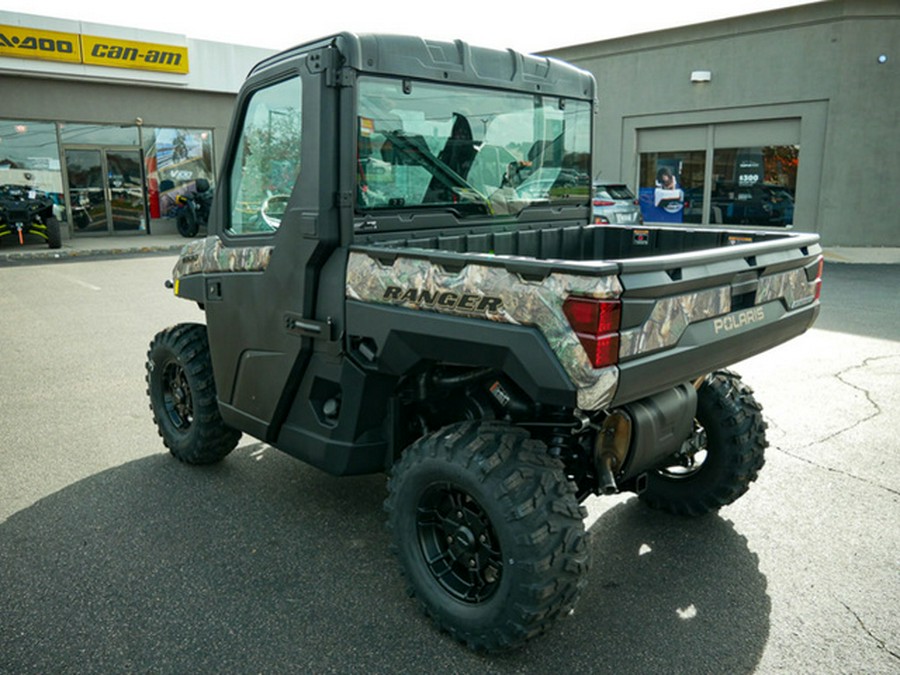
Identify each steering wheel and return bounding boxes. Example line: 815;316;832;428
259;194;290;230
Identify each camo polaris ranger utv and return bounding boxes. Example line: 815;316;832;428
146;33;822;651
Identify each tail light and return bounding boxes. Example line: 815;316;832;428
563;296;622;367
814;256;824;301
593;199;615;207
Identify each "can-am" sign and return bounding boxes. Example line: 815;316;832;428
0;24;189;74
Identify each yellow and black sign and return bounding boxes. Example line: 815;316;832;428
0;25;82;63
82;35;188;74
0;24;189;74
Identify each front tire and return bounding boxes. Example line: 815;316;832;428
45;217;62;249
639;370;767;516
176;211;199;237
146;323;240;464
385;421;590;652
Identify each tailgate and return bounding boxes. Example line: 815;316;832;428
611;238;823;405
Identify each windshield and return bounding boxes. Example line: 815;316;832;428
357;77;591;218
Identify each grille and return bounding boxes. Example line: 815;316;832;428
7;208;30;223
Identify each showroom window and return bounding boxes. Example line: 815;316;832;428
59;123;139;146
0;119;64;208
636;120;800;228
227;76;302;235
710;145;798;226
142;127;215;219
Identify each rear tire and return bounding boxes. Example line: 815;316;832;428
385;421;590;652
639;370;767;516
146;323;240;464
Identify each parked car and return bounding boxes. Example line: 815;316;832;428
592;182;642;224
712;182;795;227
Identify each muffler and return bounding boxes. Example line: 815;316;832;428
593;383;698;492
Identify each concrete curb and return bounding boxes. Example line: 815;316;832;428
0;243;184;264
822;247;900;265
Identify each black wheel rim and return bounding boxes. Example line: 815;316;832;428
416;483;503;603
161;361;193;431
658;422;708;479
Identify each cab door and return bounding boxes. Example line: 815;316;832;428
202;57;340;442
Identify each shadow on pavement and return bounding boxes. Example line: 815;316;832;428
0;445;769;673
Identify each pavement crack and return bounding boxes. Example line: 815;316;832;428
839;599;900;662
773;445;900;497
772;354;900;498
813;355;891;445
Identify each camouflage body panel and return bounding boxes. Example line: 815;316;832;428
757;267;817;309
620;287;732;359
619;267;816;359
346;250;623;410
172;236;274;280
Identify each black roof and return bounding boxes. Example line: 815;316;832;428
250;32;595;100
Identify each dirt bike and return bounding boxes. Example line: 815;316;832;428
174;179;213;238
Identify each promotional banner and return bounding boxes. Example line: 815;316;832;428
152;129;212;216
639;159;684;223
736;151;764;187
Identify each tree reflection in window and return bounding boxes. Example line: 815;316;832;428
228;77;302;234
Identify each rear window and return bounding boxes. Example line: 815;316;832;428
597;184;635;200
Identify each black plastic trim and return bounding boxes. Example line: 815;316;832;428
345;301;578;408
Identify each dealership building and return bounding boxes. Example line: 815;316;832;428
545;0;898;248
0;10;272;237
1;0;897;246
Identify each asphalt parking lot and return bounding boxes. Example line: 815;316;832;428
0;254;898;673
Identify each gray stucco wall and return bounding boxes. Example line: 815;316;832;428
0;75;237;170
546;0;899;247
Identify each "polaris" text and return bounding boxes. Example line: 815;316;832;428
713;306;766;334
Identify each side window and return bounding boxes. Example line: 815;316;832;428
227;76;302;235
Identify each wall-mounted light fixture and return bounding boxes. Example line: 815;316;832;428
691;70;712;83
877;54;888;64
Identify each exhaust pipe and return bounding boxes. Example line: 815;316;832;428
593;411;632;495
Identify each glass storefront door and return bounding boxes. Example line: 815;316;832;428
64;147;145;234
106;149;145;231
65;149;106;232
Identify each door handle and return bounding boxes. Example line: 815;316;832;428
284;312;334;341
